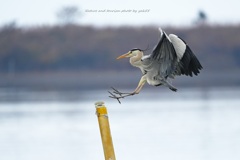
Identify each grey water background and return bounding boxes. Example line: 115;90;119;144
0;87;240;160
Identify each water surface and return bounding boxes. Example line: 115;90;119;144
0;87;239;160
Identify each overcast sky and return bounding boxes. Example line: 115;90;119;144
1;0;240;27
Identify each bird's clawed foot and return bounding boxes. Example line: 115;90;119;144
108;87;135;104
169;87;177;92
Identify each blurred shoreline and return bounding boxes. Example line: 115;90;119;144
1;24;240;93
0;70;239;91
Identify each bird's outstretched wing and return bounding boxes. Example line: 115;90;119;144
142;28;178;78
169;34;203;77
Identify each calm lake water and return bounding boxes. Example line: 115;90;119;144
0;87;240;160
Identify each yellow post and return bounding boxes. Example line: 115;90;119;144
95;101;116;160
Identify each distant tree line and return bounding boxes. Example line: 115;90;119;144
0;24;240;73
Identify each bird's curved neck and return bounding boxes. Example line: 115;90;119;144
130;52;143;67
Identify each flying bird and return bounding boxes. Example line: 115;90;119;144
109;28;202;103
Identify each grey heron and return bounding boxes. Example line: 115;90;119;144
109;28;202;103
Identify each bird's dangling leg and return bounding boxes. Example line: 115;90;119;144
109;75;147;103
163;79;177;92
132;75;147;94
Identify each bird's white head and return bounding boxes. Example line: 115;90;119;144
116;48;143;60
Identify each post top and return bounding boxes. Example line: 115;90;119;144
95;101;105;107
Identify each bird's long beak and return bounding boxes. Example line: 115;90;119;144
116;52;131;60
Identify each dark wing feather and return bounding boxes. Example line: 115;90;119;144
145;31;177;78
168;34;203;77
177;45;203;77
